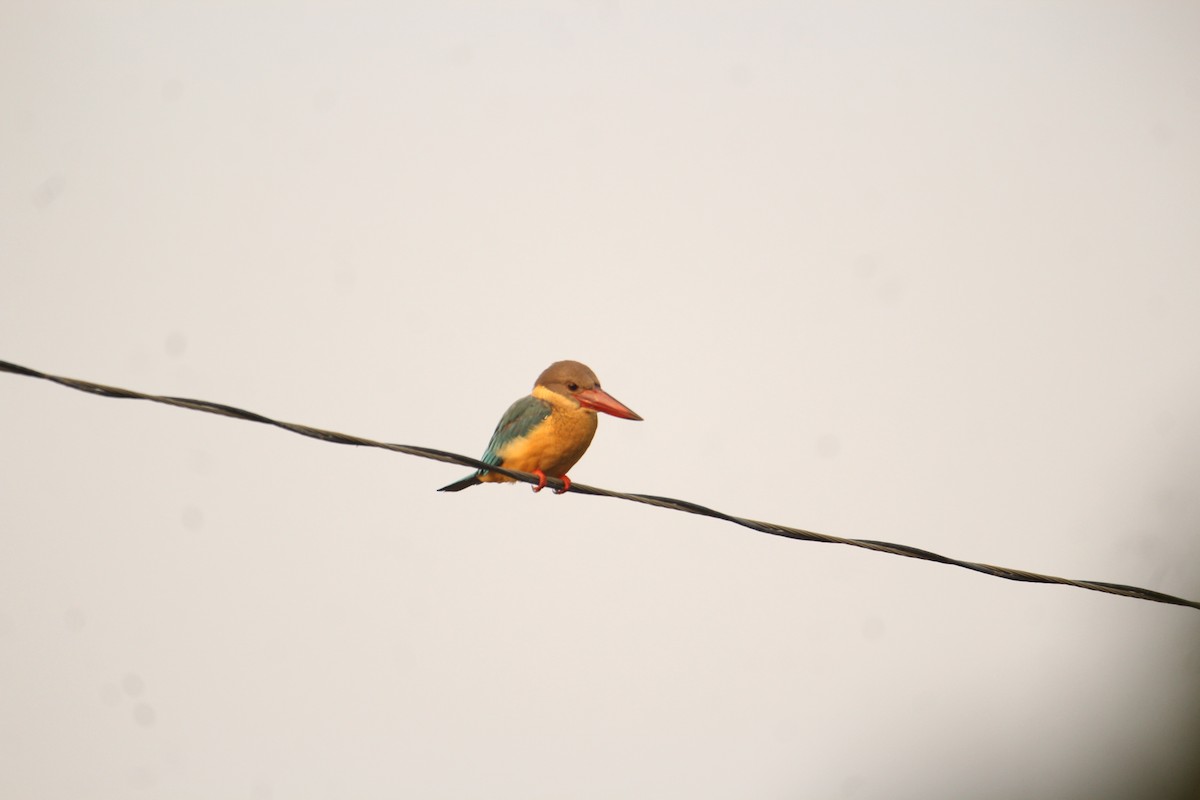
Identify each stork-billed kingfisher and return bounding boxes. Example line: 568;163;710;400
438;360;642;494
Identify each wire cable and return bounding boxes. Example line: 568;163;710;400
3;357;1197;612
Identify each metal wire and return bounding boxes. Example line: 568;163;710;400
3;357;1197;612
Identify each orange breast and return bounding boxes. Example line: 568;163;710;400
488;387;599;480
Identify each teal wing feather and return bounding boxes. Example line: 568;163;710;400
438;395;552;492
480;395;553;467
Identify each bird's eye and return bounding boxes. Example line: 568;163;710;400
567;382;579;392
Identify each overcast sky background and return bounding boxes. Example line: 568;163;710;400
4;3;1200;798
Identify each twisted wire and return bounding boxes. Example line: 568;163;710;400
3;357;1196;612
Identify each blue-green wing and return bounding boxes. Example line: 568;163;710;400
437;395;554;491
481;395;552;467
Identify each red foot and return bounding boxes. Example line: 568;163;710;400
531;470;571;494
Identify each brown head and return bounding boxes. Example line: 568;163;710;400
535;360;643;421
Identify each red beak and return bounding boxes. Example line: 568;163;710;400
575;388;643;420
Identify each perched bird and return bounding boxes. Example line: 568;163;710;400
439;360;642;493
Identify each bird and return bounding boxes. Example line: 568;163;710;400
438;360;642;494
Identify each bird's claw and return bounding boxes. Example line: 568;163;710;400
531;469;570;494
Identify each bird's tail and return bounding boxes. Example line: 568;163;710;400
438;474;482;492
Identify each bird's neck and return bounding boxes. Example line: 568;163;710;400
532;384;590;415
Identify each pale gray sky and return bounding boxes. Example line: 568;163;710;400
3;3;1200;798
